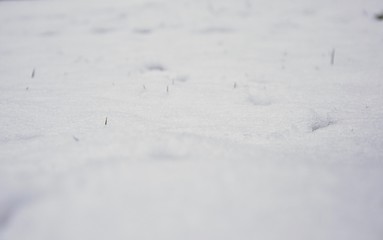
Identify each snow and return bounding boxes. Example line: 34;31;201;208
0;0;383;239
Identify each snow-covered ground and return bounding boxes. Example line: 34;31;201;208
0;0;383;239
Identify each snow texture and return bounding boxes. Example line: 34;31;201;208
0;0;383;239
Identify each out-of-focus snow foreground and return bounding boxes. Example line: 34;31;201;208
0;0;383;239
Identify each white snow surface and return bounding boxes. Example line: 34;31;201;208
1;0;383;239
